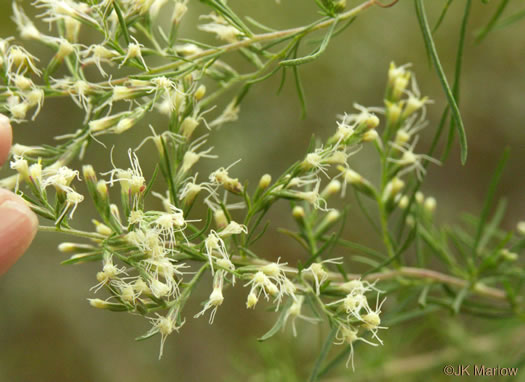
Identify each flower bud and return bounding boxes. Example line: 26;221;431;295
58;242;79;253
292;206;305;220
382;177;405;202
338;165;375;197
180;117;199;139
517;221;525;236
321;180;341;199
114;118;135;134
398;195;409;209
402;96;428;118
365;114;380;129
93;219;112;236
14;75;33;90
29;162;42;186
339;166;362;185
195;84;206;100
214;209;228;229
55;40;74;61
500;249;518;262
323;209;341;226
89;115;118;132
89;298;109;309
424;197;436;213
258;174;272;190
386;100;402;125
65;17;81;42
82;165;96;182
362;129;379;142
112;86;135;101
246;291;258;309
110;204;121;223
181;151;200;174
394;129;411;147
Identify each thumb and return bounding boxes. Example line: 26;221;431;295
0;189;38;275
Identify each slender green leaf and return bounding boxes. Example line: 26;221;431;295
442;0;471;162
245;16;278;33
476;0;510;42
418;284;432;307
432;0;454;33
384;304;441;326
61;252;103;265
495;8;525;30
333;238;385;259
415;0;468;164
478;198;507;251
281;20;338;66
292;64;307;118
473;147;510;254
258;300;293;342
452;286;469;314
309;326;337;382
113;1;130;45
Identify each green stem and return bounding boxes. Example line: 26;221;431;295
38;225;106;240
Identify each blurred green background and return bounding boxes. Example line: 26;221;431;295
1;0;525;381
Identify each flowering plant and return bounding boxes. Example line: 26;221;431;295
1;0;524;379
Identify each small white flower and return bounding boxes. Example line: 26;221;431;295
12;3;43;41
283;296;319;336
180;136;217;174
6;46;41;75
334;323;378;371
218;220;247;237
198;17;243;43
172;0;188;23
294;180;328;211
388;136;440;180
103;149;146;200
209;99;240;128
338;104;380;132
209;160;243;194
204;230;229;274
120;37;148;70
194;271;225;324
179;174;216;204
91;256;127;292
304;258;343;294
82;44;119;77
42;166;79;189
147;312;183;359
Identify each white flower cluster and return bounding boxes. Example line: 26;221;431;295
3;0;436;369
10;156;84;222
331;280;387;370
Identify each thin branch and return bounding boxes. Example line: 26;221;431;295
39;225;106;240
149;0;378;74
232;255;509;301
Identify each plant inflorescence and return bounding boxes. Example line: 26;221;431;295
1;0;524;378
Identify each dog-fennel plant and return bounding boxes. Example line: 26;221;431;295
0;0;523;379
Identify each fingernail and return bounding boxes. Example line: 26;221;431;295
0;114;12;167
0;199;39;233
0;114;10;127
